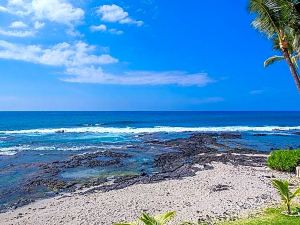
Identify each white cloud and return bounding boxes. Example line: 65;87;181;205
0;40;214;87
34;21;45;29
0;40;117;67
0;28;35;37
0;6;9;12
90;24;123;35
97;4;143;26
31;0;84;25
0;20;44;38
63;67;214;86
1;0;84;26
108;28;123;35
90;24;107;32
9;21;28;28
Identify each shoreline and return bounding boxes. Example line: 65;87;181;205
0;132;295;224
0;162;290;225
0;133;278;212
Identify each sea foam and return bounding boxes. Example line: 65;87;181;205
1;125;300;135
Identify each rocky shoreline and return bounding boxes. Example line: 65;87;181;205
0;132;271;212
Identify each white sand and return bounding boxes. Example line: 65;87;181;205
0;162;290;225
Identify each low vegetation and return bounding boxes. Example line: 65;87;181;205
267;149;300;172
272;179;300;215
114;211;176;225
219;207;300;225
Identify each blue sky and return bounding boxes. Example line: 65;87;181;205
0;0;299;111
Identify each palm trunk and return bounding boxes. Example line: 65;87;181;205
287;202;291;215
282;48;300;92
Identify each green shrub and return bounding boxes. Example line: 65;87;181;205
267;149;300;172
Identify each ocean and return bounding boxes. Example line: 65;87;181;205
0;111;300;209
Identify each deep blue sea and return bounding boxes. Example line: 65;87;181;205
0;111;300;208
1;111;300;155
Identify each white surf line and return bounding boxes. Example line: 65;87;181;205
197;153;268;157
1;125;300;135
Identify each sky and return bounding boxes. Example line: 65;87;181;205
0;0;299;111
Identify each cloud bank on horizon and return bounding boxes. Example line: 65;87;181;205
0;0;214;87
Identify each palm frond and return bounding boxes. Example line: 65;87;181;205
140;213;159;225
272;179;290;202
264;55;285;67
292;55;299;68
249;0;282;37
291;187;300;198
155;211;176;224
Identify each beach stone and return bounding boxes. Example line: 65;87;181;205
296;166;300;178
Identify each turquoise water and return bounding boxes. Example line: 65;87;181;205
0;111;300;209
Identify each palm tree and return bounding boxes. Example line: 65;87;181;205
264;34;299;68
272;179;300;214
115;211;176;225
249;0;300;91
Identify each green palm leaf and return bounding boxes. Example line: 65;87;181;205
249;0;282;37
155;211;176;224
272;179;290;202
264;55;285;67
291;187;300;198
249;0;300;92
140;213;159;225
115;211;176;225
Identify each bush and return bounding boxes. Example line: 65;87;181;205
267;150;300;172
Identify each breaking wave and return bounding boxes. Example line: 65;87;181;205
1;125;300;135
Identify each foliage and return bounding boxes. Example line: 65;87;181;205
272;179;300;214
114;211;176;225
264;55;299;68
218;207;300;225
248;0;300;91
267;149;300;172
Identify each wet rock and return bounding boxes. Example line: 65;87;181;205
219;133;242;139
253;133;267;137
55;130;65;134
210;184;232;192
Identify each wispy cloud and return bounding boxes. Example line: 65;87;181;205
34;21;45;29
90;24;107;32
0;19;45;38
90;24;123;35
191;97;224;104
63;67;214;86
9;21;28;29
249;89;264;95
0;40;214;86
0;2;216;87
0;28;35;37
97;4;143;26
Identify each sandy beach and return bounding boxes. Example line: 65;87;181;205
0;162;290;225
